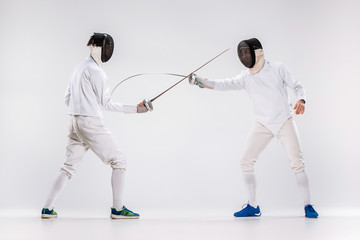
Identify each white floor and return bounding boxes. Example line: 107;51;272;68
1;215;359;240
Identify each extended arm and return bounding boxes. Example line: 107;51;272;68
189;73;247;91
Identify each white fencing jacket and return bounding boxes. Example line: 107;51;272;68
64;56;137;118
204;60;306;135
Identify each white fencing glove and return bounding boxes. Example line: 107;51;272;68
137;99;153;113
188;73;213;89
137;104;147;113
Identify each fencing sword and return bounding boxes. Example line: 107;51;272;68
110;72;187;99
142;48;230;111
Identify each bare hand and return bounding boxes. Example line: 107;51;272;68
293;100;305;115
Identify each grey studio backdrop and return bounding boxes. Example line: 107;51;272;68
0;0;359;217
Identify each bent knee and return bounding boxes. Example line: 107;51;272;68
240;157;257;172
110;159;127;172
290;160;305;172
60;168;74;179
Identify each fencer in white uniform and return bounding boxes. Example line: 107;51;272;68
189;38;318;218
42;33;148;219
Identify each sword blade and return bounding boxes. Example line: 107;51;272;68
110;72;187;98
150;48;230;102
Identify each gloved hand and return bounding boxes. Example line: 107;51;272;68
189;73;215;89
189;73;205;88
137;101;148;113
137;99;153;113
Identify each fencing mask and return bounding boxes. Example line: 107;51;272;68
87;33;114;63
237;38;262;68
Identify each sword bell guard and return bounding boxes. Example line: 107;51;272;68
189;73;197;85
143;99;153;111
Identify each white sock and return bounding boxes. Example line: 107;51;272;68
295;171;311;206
243;171;257;207
112;169;126;210
44;171;69;209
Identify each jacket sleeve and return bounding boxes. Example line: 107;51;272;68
203;72;247;91
280;63;306;102
92;69;138;113
64;83;70;106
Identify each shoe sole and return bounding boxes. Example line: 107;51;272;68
41;214;57;219
234;212;262;217
110;214;139;219
234;214;261;217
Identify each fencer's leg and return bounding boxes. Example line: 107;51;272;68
44;171;69;210
80;120;128;209
74;116;143;219
277;118;311;205
44;117;88;211
111;168;126;210
240;122;274;207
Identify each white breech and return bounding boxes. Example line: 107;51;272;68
61;115;127;178
240;117;305;172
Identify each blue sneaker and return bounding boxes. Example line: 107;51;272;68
305;204;318;218
111;206;140;219
41;208;57;219
234;204;261;217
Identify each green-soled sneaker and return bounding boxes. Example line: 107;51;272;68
41;208;57;219
111;206;139;219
